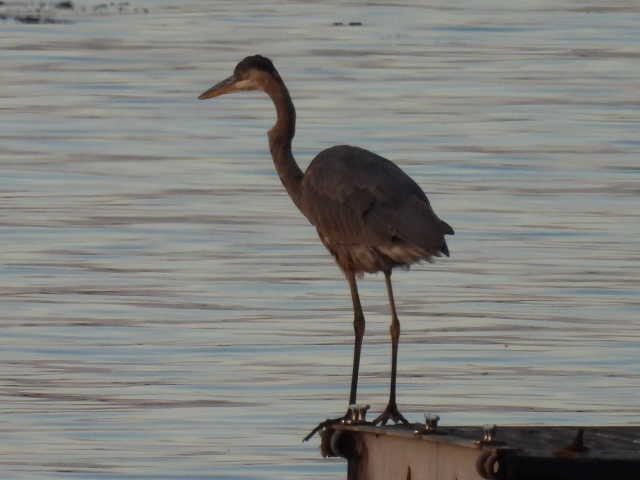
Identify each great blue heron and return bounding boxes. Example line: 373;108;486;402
198;55;453;428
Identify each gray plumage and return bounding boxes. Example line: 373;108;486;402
199;55;453;427
301;144;453;274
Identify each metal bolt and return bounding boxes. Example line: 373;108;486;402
481;424;497;443
413;413;441;435
425;414;440;432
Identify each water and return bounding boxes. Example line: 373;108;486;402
1;1;639;478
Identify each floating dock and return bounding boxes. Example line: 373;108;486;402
319;421;640;480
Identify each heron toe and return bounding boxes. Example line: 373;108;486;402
303;403;373;442
372;401;409;426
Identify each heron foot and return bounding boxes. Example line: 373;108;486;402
303;416;342;442
303;404;371;442
372;401;409;426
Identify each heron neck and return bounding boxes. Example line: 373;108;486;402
265;78;304;210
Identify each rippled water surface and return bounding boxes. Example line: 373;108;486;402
2;1;640;478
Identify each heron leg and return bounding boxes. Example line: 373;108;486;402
346;271;365;407
302;271;367;442
373;270;409;426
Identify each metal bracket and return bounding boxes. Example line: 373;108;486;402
413;414;442;435
475;424;506;447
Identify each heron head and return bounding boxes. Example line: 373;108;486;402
198;55;280;100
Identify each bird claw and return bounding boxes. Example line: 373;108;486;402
303;417;339;442
372;402;409;426
303;404;371;442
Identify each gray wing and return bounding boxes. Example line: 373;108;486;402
300;145;453;255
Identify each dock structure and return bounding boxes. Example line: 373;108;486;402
319;421;640;480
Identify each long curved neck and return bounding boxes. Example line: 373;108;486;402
263;76;304;211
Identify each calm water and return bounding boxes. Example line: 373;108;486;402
1;1;639;478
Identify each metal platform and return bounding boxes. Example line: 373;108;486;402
319;420;640;480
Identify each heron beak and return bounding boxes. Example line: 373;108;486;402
198;75;238;100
